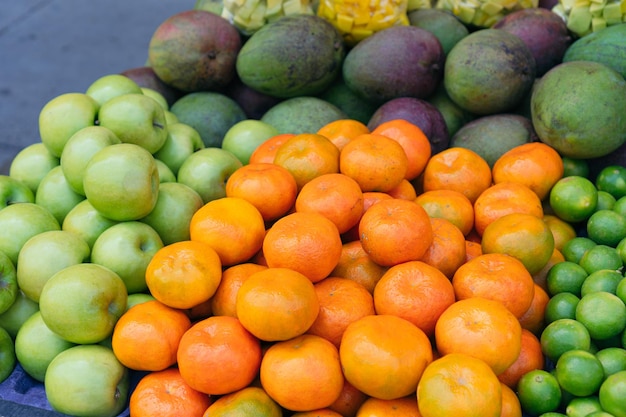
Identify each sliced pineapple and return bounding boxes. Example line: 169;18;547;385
552;0;626;37
220;0;314;35
435;0;538;27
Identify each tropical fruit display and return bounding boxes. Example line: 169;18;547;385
2;1;626;417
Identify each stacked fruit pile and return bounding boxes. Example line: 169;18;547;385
1;1;626;416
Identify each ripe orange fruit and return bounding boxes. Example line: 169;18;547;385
307;277;375;348
371;119;432;181
415;189;475;236
543;214;577;251
532;247;565;293
339;133;408;192
452;253;535;319
518;283;550;336
330;240;389;293
420;217;467;279
189;197;266;266
260;334;344;412
421;147;492;203
492;142;564;201
387;178;418;201
498;328;545;390
373;260;455;338
249;133;295;164
292;409;343;417
356;395;422;416
202;386;282;417
111;300;191;371
317;119;370;151
465;239;483;263
129;367;212;417
341;191;394;241
236;267;320;342
417;353;502;417
340;314;433;400
329;379;368;417
435;297;523;375
295;173;364;234
273;133;340;190
177;315;262;396
225;162;298;222
145;240;222;310
359;198;433;267
500;382;523;417
210;262;268;318
263;211;343;283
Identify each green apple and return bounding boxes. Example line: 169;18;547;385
221;119;279;165
177;147;243;203
17;230;90;303
35;165;86;224
9;142;59;195
98;93;168;154
39;263;127;344
60;125;121;195
85;74;143;107
0;326;15;384
164;110;179;125
0;251;18;315
141;87;169;110
91;221;163;294
126;292;156;310
39;92;99;157
0;175;34;208
62;199;119;250
83;143;159;221
155;158;176;183
44;344;129;417
140;182;204;245
0;202;60;265
0;290;39;339
153;122;205;176
14;311;75;382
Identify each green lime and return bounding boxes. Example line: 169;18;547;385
616;278;626;305
596;165;626;200
587;209;626;247
576;291;626;341
615;237;626;266
597;190;617;211
549;176;598;223
585;412;617;417
555;349;605;397
564;395;603;417
537;413;567;417
562;156;589;179
541;318;592;363
598;370;626;417
596;347;626;378
546;261;589;296
545;292;580;323
581;269;624;296
517;369;562;416
562;237;597;264
614;196;626;218
579;245;624;274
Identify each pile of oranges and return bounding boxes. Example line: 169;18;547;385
113;118;568;416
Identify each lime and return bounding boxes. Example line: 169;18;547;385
541;318;592;363
614;196;626;218
549;176;598;223
597;190;617;211
587;209;626;247
555;349;605;396
598;370;626;417
564;395;603;417
596;347;626;378
545;292;580;323
517;369;562;416
596;165;626;200
579;245;623;274
546;261;589;296
562;156;589;179
562;237;597;264
616;278;626;305
581;269;624;296
537;413;567;417
615;237;626;266
576;291;626;341
585;412;617;417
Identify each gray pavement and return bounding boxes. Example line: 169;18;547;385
0;0;193;174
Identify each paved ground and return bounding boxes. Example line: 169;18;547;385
0;0;192;174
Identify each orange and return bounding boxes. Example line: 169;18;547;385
189;197;266;266
342;191;393;242
386;178;418;201
371;119;432;181
500;382;523;417
307;277;375;348
421;147;492;203
295;172;364;234
129;367;212;417
292;409;343;417
543;214;577;251
518;283;550;336
356;395;422;416
330;240;388;293
373;260;455;338
317;119;370;151
452;253;535;319
415;189;475;236
339;314;433;400
145;240;222;310
260;334;344;412
473;181;544;236
177;315;262;396
263;211;343;283
498;328;545;390
225;162;298;222
273;133;340;190
329;379;369;417
416;353;502;417
235;267;320;342
481;212;555;275
435;297;523;375
358;198;434;267
419;217;467;279
202;386;282;417
209;263;268;318
532;247;565;293
249;132;295;164
492;142;564;201
339;133;408;192
465;239;483;263
111;300;191;371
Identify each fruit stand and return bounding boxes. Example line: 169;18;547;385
1;0;626;416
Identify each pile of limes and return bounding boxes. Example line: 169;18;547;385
517;164;626;416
